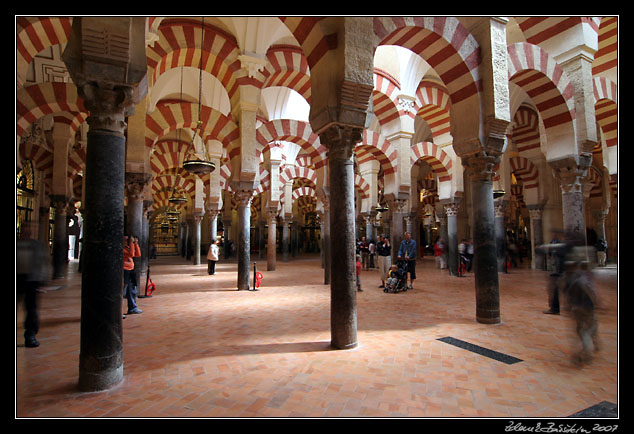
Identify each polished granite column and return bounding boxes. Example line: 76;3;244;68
235;189;253;290
267;209;278;271
463;154;501;324
321;125;360;350
77;84;130;391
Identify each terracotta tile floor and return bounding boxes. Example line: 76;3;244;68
16;254;618;418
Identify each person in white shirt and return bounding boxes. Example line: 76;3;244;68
207;240;220;275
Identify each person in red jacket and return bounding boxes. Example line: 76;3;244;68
123;235;142;316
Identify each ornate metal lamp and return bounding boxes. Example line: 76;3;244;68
182;17;215;177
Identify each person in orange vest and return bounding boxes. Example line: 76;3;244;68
123;235;142;317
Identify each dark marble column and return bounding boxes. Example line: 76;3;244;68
463;154;501;324
321;125;360;350
388;199;406;266
321;201;331;285
494;199;507;272
234;189;253;290
76;83;131;391
192;213;204;265
267;209;277;271
50;195;69;279
223;218;232;259
282;217;290;263
125;173;150;287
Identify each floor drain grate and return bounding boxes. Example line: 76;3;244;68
568;401;617;418
437;336;523;365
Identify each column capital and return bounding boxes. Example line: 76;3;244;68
63;17;147;138
549;154;591;194
493;199;507;218
125;172;152;200
267;208;279;222
206;208;221;220
49;194;70;210
462;153;500;182
320;124;362;160
527;206;543;220
443;202;460;217
234;189;254;208
387;197;408;214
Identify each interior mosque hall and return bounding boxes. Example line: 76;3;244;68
16;16;618;420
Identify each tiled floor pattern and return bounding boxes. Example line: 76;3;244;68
16;255;618;418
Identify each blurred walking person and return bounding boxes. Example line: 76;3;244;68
562;246;600;366
16;223;49;348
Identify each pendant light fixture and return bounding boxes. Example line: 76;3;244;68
168;66;188;205
183;16;216;176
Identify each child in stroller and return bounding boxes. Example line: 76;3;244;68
384;261;409;293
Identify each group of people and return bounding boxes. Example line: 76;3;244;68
16;220;608;367
355;232;418;292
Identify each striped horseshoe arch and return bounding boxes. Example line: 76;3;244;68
507;43;575;133
256;119;326;169
410;141;452;183
17;82;87;139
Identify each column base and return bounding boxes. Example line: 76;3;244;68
330;340;358;350
476;315;501;325
78;365;123;392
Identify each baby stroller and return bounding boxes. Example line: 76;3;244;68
384;260;409;293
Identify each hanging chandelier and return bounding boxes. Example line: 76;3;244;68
375;202;388;213
493;189;505;199
182;16;215;177
168;187;188;204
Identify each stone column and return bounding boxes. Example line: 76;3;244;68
179;222;186;257
282;216;290;262
321;125;360;350
388;198;407;265
364;214;374;241
463;154;501;324
184;218;192;260
76;85;132;391
63;16;148;392
207;209;219;244
38;205;50;247
125;172;150;286
443;202;459;276
322;200;331;285
258;218;265;260
192;213;204;265
528;206;544;269
494;199;507;272
222;217;230;259
267;209;278;271
234;189;253;290
49;195;69;279
551;155;591;246
592;208;608;241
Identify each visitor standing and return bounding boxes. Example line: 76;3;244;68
356;255;363;292
207;240;220;274
123;235;142;316
397;232;417;289
376;235;391;288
